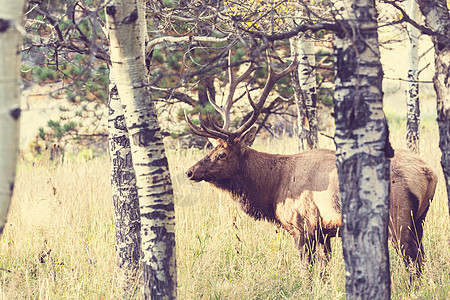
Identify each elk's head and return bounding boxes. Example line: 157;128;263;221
185;51;297;183
185;127;257;182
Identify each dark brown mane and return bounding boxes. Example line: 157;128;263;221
211;148;284;223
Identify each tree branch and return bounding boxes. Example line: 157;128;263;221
146;34;233;51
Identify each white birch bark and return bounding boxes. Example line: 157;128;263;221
290;11;318;151
290;35;308;150
333;0;391;298
298;34;318;149
405;0;420;154
108;74;141;295
417;0;450;217
0;0;25;236
105;0;177;298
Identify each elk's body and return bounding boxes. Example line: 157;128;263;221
185;52;437;275
186;129;437;273
203;146;340;233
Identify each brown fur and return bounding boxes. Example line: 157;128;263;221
186;129;438;274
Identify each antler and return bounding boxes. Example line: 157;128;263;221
208;51;259;132
184;110;229;140
186;51;298;143
232;52;298;138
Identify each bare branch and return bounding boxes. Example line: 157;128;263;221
146;34;233;52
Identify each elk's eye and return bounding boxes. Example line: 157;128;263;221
218;152;227;159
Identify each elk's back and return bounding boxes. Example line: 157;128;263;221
390;149;437;220
274;148;436;238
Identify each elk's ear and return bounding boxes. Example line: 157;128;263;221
207;138;218;148
239;126;257;154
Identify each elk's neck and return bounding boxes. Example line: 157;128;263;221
211;148;285;223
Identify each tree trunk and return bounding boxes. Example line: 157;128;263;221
290;37;308;150
417;0;450;216
105;1;177;299
290;11;318;151
405;0;421;154
108;77;141;295
0;0;25;235
333;0;392;298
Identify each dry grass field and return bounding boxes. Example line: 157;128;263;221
1;105;449;299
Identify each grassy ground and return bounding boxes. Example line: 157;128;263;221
1;112;449;299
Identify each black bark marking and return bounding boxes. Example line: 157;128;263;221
141;205;174;221
112;151;135;185
337;47;357;83
113;115;127;131
384;129;395;158
149;168;165;175
148;189;174;199
146;49;153;73
122;10;138;24
131;128;159;147
150;157;169;167
152;203;175;212
9;108;21;120
0;19;10;32
112;134;131;148
105;5;117;16
436;42;447;52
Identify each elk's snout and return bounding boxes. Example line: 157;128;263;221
186;165;202;182
186;169;194;179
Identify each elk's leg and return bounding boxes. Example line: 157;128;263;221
312;229;332;278
283;195;322;266
292;228;314;265
390;213;427;278
318;235;332;262
398;229;425;282
414;213;427;271
404;207;429;277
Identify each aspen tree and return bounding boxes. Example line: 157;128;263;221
417;0;450;217
0;0;25;236
105;0;177;298
406;0;421;154
333;0;392;298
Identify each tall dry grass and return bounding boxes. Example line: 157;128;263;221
0;159;118;299
1;122;449;299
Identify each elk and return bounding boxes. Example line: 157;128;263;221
185;53;438;276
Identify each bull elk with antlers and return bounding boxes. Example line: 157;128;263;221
185;53;437;276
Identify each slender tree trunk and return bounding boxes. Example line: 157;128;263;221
299;35;318;149
290;37;309;150
108;76;141;295
105;0;177;298
0;0;25;235
290;11;318;151
405;0;421;154
333;0;392;298
417;0;450;216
